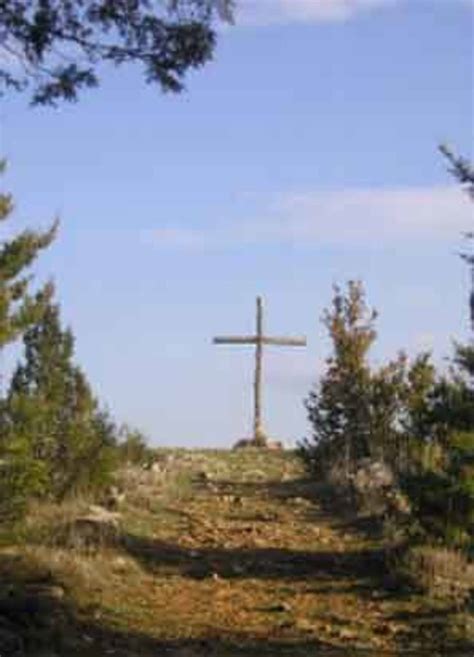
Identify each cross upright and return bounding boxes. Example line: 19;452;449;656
213;297;307;446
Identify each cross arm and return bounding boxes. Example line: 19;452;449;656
213;336;258;345
261;336;307;346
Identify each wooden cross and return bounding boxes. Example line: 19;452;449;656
213;297;307;445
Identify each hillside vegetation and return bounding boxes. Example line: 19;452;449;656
0;448;472;656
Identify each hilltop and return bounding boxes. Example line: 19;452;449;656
0;449;472;656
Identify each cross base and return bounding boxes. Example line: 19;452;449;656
232;428;284;451
253;425;269;447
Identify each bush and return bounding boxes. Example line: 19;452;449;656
401;432;474;550
392;545;473;606
0;438;49;520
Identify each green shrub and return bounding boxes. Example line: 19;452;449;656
400;432;473;550
0;437;49;519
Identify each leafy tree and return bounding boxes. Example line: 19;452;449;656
1;302;117;512
303;281;377;476
0;162;56;351
0;0;233;105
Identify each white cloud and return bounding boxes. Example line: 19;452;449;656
144;185;473;250
234;0;398;26
233;0;473;26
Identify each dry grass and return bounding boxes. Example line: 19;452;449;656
118;462;195;510
19;497;91;543
397;545;473;605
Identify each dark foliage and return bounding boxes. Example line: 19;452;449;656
439;143;474;199
439;144;474;330
0;303;118;515
0;0;233;105
401;433;473;550
0;161;56;348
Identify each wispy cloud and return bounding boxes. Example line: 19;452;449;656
144;185;472;250
234;0;398;26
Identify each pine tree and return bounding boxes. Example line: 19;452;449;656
401;356;474;547
4;303;117;504
303;281;377;476
0;163;57;515
0;162;56;351
439;144;474;198
439;144;474;331
0;0;234;105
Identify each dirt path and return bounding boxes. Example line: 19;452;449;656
1;449;471;655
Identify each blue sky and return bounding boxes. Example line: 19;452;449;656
0;0;472;447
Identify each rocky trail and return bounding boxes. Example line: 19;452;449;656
0;450;471;656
